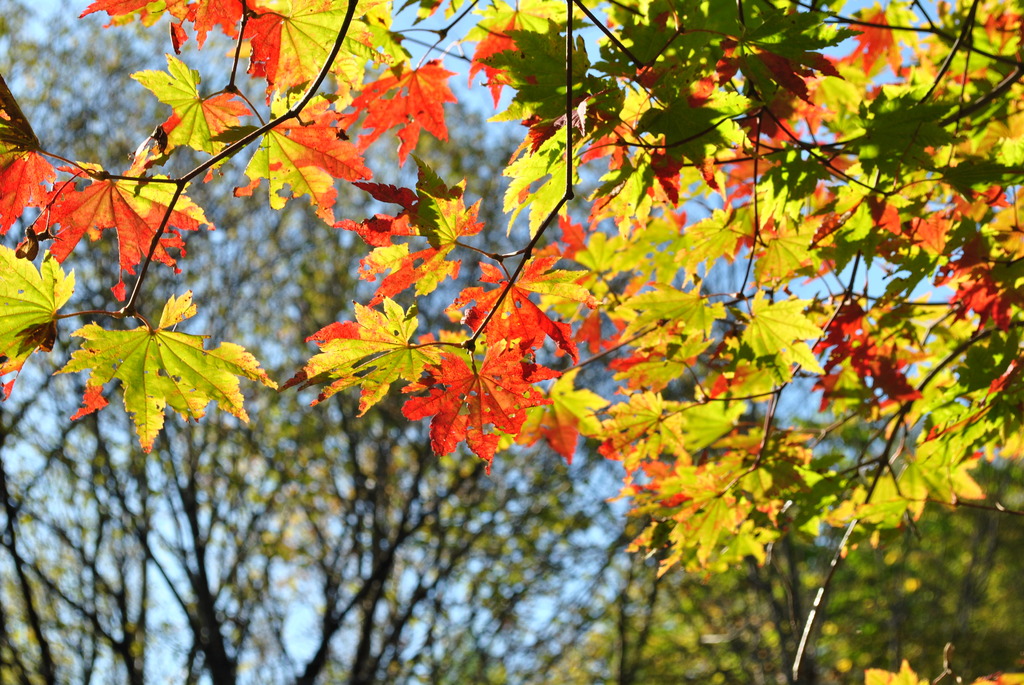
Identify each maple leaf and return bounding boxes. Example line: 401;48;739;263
752;49;838;104
846;7;902;76
347;60;457;163
621;285;724;338
0;72;55;234
470;18;518;105
335;181;417;246
80;0;189;26
813;302;921;408
48;175;211;299
450;256;597;362
235;97;371;223
0;72;40;151
245;0;353;94
189;0;244;47
341;160;484;303
518;368;607;463
502;132;574;236
58;291;277;453
284;298;441;414
402;347;557;469
132;55;251;154
0;148;54;235
466;0;567;105
742;295;823;378
359;243;461;305
0;247;74;399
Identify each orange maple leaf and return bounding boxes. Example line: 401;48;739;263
48;176;211;299
347;60;457;163
451;257;597;363
0;150;54;234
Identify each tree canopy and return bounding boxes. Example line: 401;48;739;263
2;0;1024;682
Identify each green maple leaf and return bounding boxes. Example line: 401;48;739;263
503;133;573;236
622;286;725;338
413;156;485;250
0;247;74;397
132;54;251;154
743;7;856;56
742;295;824;376
284;298;441;415
852;85;954;178
58;292;277;452
486;20;584;123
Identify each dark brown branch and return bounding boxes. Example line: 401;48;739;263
0;453;56;685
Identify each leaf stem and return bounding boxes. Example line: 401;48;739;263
55;309;127;321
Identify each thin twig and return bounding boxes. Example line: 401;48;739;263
573;0;644;69
466;0;576;349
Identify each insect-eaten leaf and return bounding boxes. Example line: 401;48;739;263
0;246;74;399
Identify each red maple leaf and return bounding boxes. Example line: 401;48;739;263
938;243;1018;331
755;50;839;104
48;175;211;298
359;244;461;305
813;302;922;408
352;181;419;209
188;0;243;46
347;60;457;163
341;167;484;304
402;348;557;468
450;257;596;363
170;21;188;53
335;181;418;246
340;212;416;248
0;149;55;234
650;150;685;204
557;214;586;260
845;8;902;75
81;0;189;24
470;18;518;105
2;71;54;234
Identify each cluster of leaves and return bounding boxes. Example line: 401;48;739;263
868;660;1024;685
3;0;1024;676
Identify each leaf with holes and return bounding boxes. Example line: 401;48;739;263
0;247;74;398
236;97;371;223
